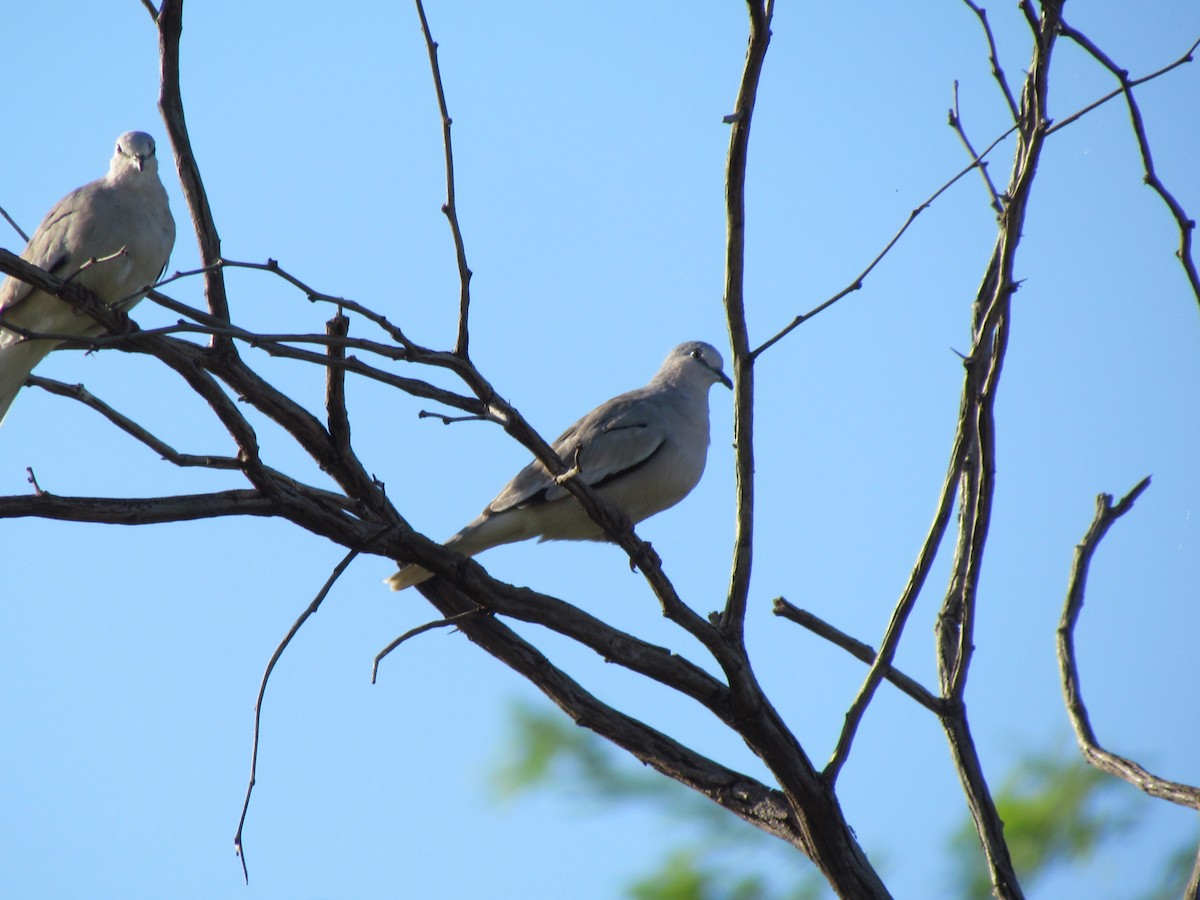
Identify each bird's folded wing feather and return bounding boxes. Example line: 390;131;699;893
487;391;667;513
0;191;85;314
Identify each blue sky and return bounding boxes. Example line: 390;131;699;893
1;3;1198;898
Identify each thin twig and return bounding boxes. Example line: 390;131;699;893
961;0;1020;121
753;32;1197;361
1055;24;1200;306
414;0;473;358
773;600;942;714
1046;38;1199;135
417;409;498;425
192;257;415;348
949;80;1005;214
751;125;1015;359
96;293;481;416
234;543;366;882
1058;477;1200;811
371;609;487;683
0;203;29;243
27;375;242;469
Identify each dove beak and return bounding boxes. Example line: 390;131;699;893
135;156;146;172
716;369;733;389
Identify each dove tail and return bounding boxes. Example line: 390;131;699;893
382;518;513;592
0;339;52;425
384;564;435;591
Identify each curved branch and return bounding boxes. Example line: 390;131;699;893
27;375;242;470
1058;477;1200;810
235;542;368;882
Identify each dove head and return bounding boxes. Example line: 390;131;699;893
110;131;160;177
656;341;733;390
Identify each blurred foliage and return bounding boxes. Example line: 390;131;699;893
491;702;828;900
948;746;1137;897
491;701;1196;899
950;746;1199;899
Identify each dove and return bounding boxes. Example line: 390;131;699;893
386;341;732;590
0;131;175;421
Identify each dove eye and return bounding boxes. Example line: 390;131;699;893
689;349;703;360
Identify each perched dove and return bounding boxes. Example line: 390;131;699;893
0;131;175;421
386;341;732;590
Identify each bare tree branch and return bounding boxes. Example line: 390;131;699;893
235;541;370;882
1055;23;1200;308
407;577;806;847
0;490;279;524
751;31;1198;361
718;0;772;645
751;125;1015;359
773;599;943;714
823;413;968;783
949;81;1005;214
415;0;473;358
1046;37;1198;136
26;375;242;468
325;313;352;455
4;4;1194;897
961;0;1020;121
0;202;29;243
156;0;232;330
372;609;487;683
1057;477;1200;811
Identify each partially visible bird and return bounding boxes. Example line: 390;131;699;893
386;341;733;591
0;131;175;422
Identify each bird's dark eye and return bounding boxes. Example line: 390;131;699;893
690;348;703;360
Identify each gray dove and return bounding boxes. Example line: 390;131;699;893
0;131;175;422
386;341;732;590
